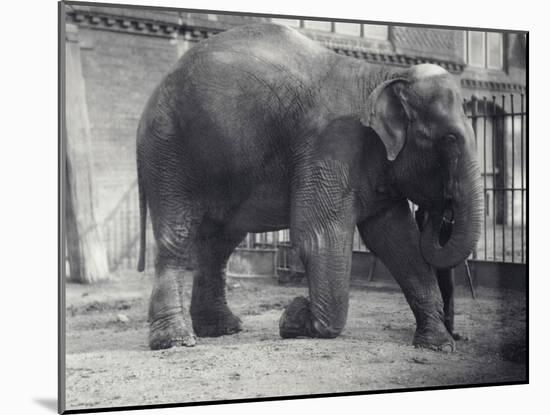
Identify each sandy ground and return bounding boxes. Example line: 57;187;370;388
64;271;527;411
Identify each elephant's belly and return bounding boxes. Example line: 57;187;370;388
224;184;291;234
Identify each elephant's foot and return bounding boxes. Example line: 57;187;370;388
413;319;455;352
149;316;196;350
279;296;342;339
191;306;242;337
279;296;314;338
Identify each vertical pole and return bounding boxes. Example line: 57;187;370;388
510;94;515;263
520;93;525;263
482;97;488;260
273;230;279;276
65;157;82;279
470;97;478;260
65;23;109;283
491;96;497;261
501;95;506;261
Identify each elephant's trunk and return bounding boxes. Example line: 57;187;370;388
420;137;483;269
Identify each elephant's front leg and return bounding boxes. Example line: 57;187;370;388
280;160;356;339
358;201;455;351
436;268;457;337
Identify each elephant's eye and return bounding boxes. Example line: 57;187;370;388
444;134;457;143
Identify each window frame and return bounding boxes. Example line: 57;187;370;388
464;30;504;70
271;18;389;41
486;32;504;70
333;22;362;37
361;24;389;40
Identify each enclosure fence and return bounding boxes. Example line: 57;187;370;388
73;94;526;275
465;94;527;263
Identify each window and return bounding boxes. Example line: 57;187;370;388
487;32;503;69
303;20;332;32
464;31;504;69
335;22;389;39
362;24;388;40
273;19;389;41
270;18;300;28
467;31;485;67
334;22;361;36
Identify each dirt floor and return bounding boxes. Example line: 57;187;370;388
64;271;527;411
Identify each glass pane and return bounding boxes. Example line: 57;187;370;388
468;31;485;67
303;20;332;31
334;22;361;36
270;18;301;28
487;32;503;69
363;24;388;39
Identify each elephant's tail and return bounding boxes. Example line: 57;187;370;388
137;165;147;272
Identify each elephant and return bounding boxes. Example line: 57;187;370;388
136;22;483;351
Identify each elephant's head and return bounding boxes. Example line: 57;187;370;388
361;64;483;268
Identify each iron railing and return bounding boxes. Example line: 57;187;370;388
465;94;526;263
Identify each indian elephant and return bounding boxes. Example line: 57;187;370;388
136;23;483;351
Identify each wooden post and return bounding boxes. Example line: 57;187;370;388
64;24;109;283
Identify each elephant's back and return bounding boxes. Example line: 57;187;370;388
176;23;329;75
173;22;332;107
155;24;328;174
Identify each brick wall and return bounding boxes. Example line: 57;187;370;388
393;26;464;62
78;27;181;219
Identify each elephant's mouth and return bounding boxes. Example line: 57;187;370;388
437;200;454;247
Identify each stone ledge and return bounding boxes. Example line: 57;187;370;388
461;78;526;93
67;9;181;38
331;46;465;73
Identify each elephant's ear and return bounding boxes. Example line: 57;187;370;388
360;78;412;161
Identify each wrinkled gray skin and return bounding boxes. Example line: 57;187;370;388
136;23;483;351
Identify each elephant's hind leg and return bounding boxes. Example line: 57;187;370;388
190;228;245;337
149;254;196;350
148;198;201;350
